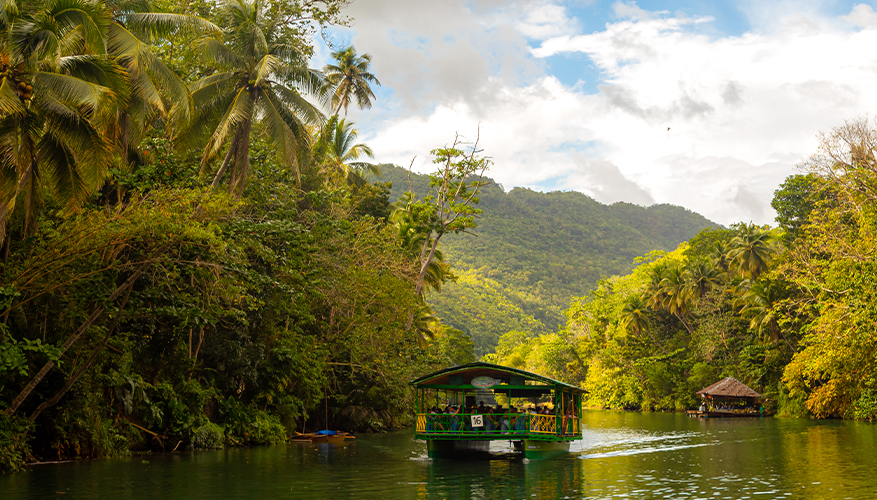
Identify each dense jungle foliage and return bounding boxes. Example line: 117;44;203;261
0;0;479;472
488;118;877;422
382;164;717;355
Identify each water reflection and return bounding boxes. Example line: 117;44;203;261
3;412;877;499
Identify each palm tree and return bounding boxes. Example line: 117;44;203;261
683;259;724;299
106;1;219;183
739;279;793;350
0;0;120;246
314;115;379;187
186;0;326;194
619;296;667;355
727;223;777;279
393;214;448;294
323;45;380;117
659;264;689;317
642;262;669;310
659;264;695;334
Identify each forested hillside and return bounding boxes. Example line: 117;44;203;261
381;165;718;354
487;119;877;422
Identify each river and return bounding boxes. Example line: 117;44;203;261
3;411;875;499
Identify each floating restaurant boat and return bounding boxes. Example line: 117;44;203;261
687;377;766;418
410;362;587;459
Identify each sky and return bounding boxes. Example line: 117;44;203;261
316;0;877;226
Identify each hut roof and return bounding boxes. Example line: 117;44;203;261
696;377;761;398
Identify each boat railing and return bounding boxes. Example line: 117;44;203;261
528;414;556;434
415;413;580;437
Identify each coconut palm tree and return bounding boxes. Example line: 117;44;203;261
683;259;725;299
186;0;326;194
739;279;793;350
323;45;380;117
727;223;777;279
393;214;448;294
620;296;667;355
105;0;219;200
314;115;379;187
0;0;121;246
642;262;669;310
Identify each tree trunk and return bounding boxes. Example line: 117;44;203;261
231;120;252;195
117;113;130;205
4;258;154;416
210;130;240;190
27;287;132;422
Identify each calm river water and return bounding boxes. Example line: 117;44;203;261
3;411;876;499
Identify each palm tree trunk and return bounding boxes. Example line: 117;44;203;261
117;113;130;205
210;130;241;190
231;119;251;195
643;329;669;355
0;202;9;258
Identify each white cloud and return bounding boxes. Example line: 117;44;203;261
340;1;877;226
844;4;877;27
515;2;580;40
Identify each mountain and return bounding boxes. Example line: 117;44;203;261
378;164;719;355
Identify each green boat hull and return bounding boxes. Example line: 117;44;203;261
518;439;570;460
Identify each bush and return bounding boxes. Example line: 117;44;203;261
248;414;286;445
0;414;32;473
218;397;287;445
192;422;224;449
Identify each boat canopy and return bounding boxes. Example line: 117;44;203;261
410;361;586;396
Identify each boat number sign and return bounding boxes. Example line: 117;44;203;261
470;415;484;427
471;376;497;388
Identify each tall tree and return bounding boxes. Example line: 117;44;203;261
620;296;667;355
739;279;792;349
0;0;120;248
105;0;219;200
186;0;328;194
394;132;490;298
323;45;379;117
683;259;724;299
727;223;776;280
314;115;378;187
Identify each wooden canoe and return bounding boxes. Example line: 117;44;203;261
292;431;355;443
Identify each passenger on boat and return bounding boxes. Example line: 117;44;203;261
450;405;462;431
482;408;495;431
499;406;511;434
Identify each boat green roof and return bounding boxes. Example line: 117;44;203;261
410;362;587;393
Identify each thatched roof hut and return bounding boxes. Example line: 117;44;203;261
697;377;761;399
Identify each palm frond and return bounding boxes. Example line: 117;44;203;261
0;78;26;118
200;86;253;168
197;37;242;68
271;83;324;128
252;54;280;86
33;72;117;115
122;12;220;41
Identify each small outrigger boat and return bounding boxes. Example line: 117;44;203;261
291;430;355;443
